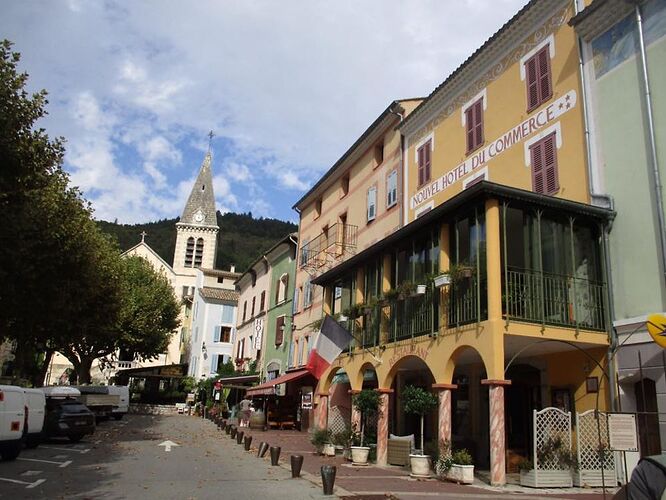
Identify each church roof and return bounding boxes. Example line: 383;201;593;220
179;151;218;228
199;287;239;302
200;268;241;279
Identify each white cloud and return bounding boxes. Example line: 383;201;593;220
2;0;529;223
213;175;239;209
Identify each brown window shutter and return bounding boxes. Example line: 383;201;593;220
465;107;475;152
531;140;545;194
543;133;559;194
526;56;539;110
424;140;431;183
537;48;552;103
474;100;484;147
417;145;425;186
275;316;285;345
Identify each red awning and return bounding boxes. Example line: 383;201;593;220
245;369;311;397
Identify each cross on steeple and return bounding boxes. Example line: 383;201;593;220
207;130;214;153
140;231;147;243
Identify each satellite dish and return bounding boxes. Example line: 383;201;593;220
646;313;666;349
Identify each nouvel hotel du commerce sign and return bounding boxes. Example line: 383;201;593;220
409;89;577;210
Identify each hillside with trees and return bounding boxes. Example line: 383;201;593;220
98;212;297;272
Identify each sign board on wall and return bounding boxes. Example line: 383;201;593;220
608;413;638;451
254;318;264;349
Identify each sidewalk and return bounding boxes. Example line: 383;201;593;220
213;420;617;500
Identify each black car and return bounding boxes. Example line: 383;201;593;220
44;398;95;442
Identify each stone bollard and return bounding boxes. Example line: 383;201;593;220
236;430;244;445
321;465;336;495
257;442;269;458
225;424;231;434
270;446;281;466
290;455;304;478
244;435;252;451
230;427;237;439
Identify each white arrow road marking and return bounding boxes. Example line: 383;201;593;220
158;440;179;452
41;445;90;454
17;457;72;468
20;470;43;477
0;477;46;489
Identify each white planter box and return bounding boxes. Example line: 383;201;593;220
350;446;370;465
409;454;431;478
573;469;616;487
416;284;427;294
433;274;450;287
520;469;573;488
444;464;474;484
323;443;336;456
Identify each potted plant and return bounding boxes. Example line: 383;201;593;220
403;385;438;477
310;427;332;455
382;288;400;302
332;428;354;458
351;389;381;465
439;449;474;484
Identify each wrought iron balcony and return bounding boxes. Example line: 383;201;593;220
388;287;437;342
503;268;606;331
300;223;358;270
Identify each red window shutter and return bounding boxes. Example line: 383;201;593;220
537;48;552;103
526;56;539;110
474;100;484;147
543;133;559;194
275;316;285;346
424;140;431;183
531;140;545;194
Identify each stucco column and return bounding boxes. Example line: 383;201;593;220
485;198;502;321
432;383;457;454
380;254;392;344
375;388;392;466
316;393;329;430
481;378;511;486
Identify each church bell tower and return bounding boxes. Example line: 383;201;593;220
173;151;218;275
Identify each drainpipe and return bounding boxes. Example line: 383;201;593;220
632;1;666;290
574;0;618;408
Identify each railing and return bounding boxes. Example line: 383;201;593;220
504;268;606;331
300;223;358;269
388;287;436;342
447;277;483;327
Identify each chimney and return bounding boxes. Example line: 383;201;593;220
230;264;235;273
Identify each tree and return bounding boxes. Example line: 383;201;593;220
113;255;180;363
402;385;438;454
352;389;381;447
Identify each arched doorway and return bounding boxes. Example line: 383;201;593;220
450;347;490;469
505;364;542;470
387;356;436;454
328;368;352;435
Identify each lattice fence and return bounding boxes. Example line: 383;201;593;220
328;405;351;435
574;410;616;487
521;407;573;487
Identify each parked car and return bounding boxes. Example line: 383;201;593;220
107;386;129;420
42;387;95;442
0;385;26;460
23;388;46;449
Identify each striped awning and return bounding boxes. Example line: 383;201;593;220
245;369;310;397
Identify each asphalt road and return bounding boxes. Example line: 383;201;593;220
0;414;329;499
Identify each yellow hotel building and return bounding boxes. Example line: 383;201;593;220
298;0;615;487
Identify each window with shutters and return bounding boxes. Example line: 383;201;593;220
367;186;377;222
251;296;256;317
387;170;398;208
242;301;247;322
293;287;300;315
303;279;313;308
221;304;234;324
185;237;195;266
465;98;484;153
417;140;432;187
275;315;285;346
211;354;219;374
259;291;266;312
530;133;559;195
341;174;350;198
525;45;552;112
288;339;295;367
194;238;204;267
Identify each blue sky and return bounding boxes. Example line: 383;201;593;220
2;0;527;224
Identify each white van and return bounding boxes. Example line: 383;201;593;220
23;388;46;448
0;385;26;460
108;386;129;420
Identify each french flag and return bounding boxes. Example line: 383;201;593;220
306;315;353;378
